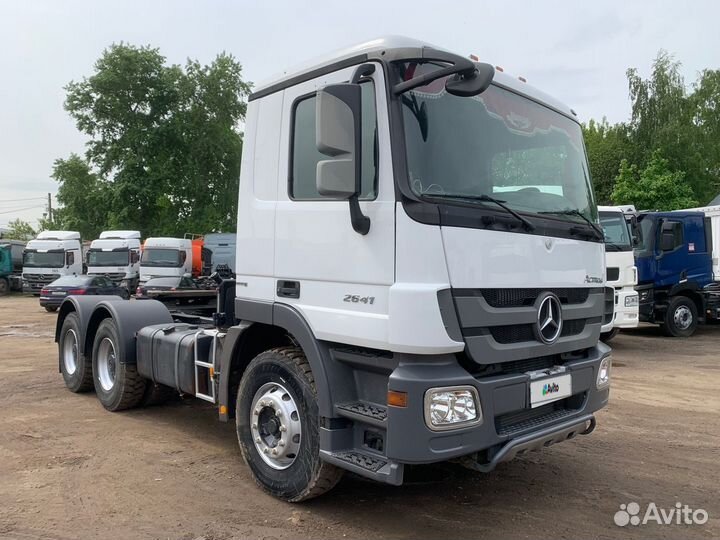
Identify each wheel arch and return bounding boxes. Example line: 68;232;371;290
218;302;335;422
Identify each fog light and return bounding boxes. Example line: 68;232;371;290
625;294;639;308
597;356;612;389
424;386;482;431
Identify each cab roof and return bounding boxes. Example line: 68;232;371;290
251;35;577;120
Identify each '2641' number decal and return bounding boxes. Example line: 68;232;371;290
343;295;375;305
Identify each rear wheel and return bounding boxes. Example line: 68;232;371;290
59;313;93;392
236;347;343;502
0;277;9;296
660;296;698;337
92;319;146;411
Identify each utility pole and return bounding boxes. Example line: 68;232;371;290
47;193;52;224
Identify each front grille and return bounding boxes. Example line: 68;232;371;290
472;288;601;308
606;267;620;281
488;319;586;344
495;396;583;437
603;287;614;325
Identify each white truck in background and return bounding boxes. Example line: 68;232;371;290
139;237;192;283
598;206;639;341
86;231;142;293
22;231;83;295
204;233;237;274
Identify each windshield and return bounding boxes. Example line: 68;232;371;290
141;248;182;267
599;212;633;251
399;64;597;224
23;251;64;268
88;250;129;267
635;215;655;257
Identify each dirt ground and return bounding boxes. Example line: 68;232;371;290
0;295;718;540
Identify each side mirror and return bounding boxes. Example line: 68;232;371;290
130;251;139;264
316;83;361;199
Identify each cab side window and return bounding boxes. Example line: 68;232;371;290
290;81;377;200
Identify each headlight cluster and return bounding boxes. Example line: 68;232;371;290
625;294;639;307
424;386;482;431
597;356;612;389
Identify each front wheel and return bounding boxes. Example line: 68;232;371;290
0;277;9;296
91;319;146;411
236;347;343;502
660;296;698;337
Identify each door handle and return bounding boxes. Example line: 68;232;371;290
276;280;300;299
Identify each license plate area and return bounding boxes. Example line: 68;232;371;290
529;374;572;408
52;291;67;296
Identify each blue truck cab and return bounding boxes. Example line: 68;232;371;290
635;211;720;336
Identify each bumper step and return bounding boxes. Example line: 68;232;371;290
336;401;387;427
320;449;403;485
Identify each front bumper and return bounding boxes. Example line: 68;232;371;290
612;290;639;329
385;343;610;465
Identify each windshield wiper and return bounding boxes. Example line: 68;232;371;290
540;209;603;240
425;193;536;231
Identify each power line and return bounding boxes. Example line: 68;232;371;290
0;205;45;215
0;196;48;204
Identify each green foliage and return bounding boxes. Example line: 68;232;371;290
582;119;634;204
611;150;697;210
3;219;36;241
55;43;250;237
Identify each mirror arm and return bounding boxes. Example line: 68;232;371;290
349;195;371;235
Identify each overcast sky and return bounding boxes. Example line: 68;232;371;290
1;0;718;228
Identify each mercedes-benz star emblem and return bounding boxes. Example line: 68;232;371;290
535;293;563;344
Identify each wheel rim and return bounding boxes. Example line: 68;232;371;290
250;382;302;470
62;329;78;375
674;305;693;330
96;337;117;392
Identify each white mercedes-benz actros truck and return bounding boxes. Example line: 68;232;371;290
54;37;612;502
86;230;142;293
23;230;83;296
598;206;639;341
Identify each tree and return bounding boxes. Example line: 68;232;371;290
56;43;251;236
611;150;697;210
2;219;36;241
583;118;634;204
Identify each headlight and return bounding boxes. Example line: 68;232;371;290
597;356;612;389
424;386;482;431
625;294;639;307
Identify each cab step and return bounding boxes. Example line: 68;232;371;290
320;449;403;485
336;401;387;428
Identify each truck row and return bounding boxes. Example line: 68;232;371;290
1;37;718;503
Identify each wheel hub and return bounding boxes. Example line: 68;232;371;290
97;337;117;392
674;306;693;330
62;329;78;375
250;382;302;470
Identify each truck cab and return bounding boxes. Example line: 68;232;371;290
86;231;142;292
635;211;716;336
139;237;192;283
598;206;639;340
22;231;83;294
54;37;612;502
0;240;25;295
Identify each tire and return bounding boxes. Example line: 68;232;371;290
141;381;175;407
236;346;343;502
45;306;58;312
0;277;9;296
660;296;698;338
600;328;619;343
59;313;93;392
91;319;146;411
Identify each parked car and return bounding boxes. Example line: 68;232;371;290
39;275;129;312
135;276;198;297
